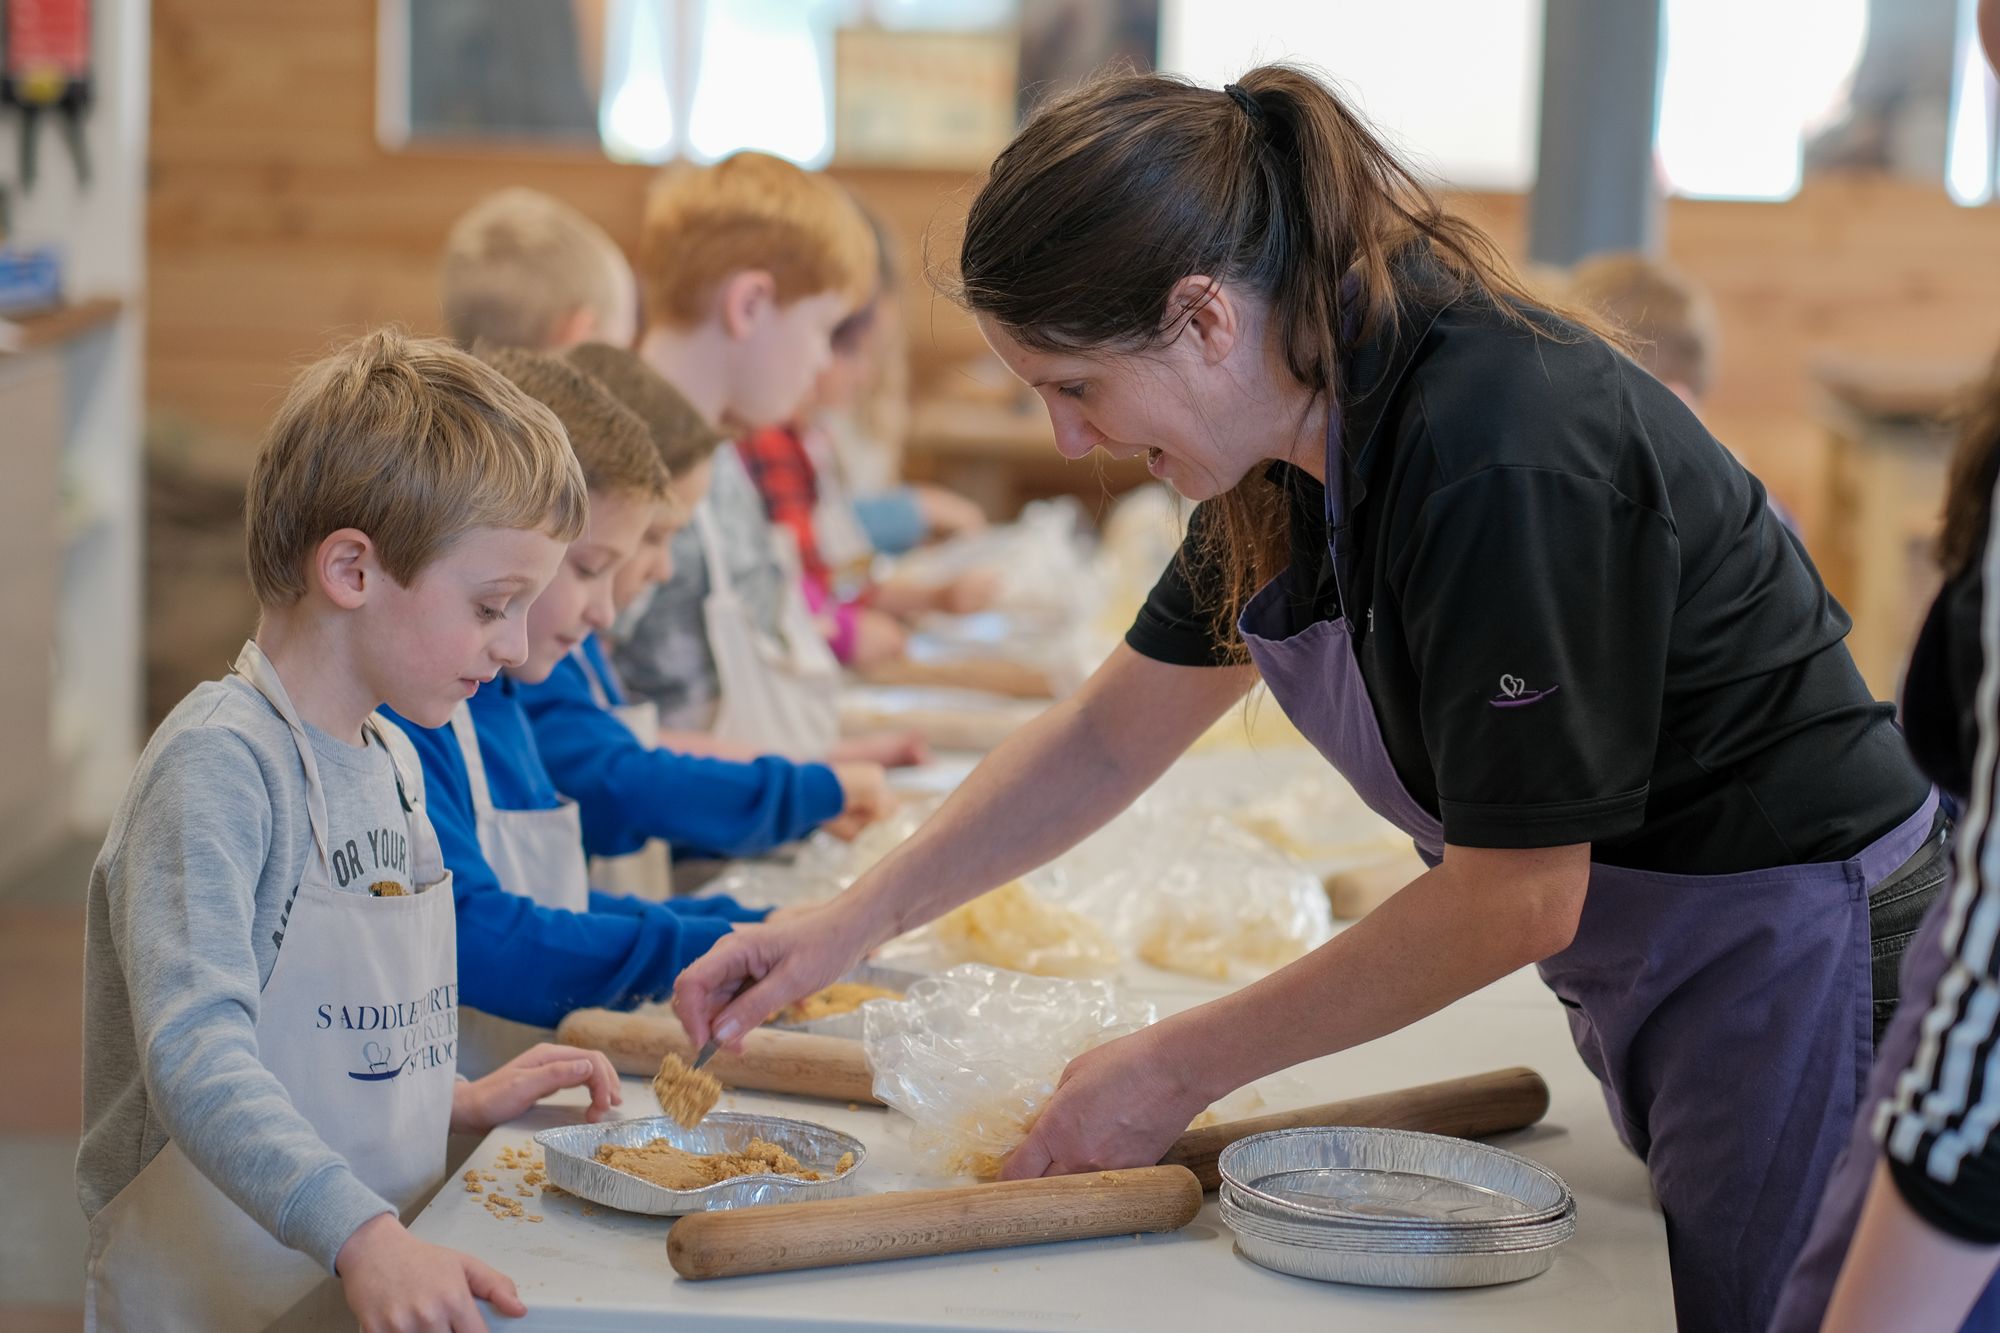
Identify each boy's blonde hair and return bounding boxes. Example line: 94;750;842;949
565;342;724;478
441;188;631;350
480;345;669;501
640;152;876;328
1566;252;1718;400
246;329;588;607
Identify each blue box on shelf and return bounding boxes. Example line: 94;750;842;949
0;247;65;315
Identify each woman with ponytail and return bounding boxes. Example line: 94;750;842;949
676;65;1945;1330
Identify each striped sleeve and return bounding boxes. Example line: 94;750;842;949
1874;478;2000;1241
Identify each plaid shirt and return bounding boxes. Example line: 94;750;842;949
737;425;826;586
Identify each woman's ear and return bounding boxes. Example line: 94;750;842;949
1165;274;1239;367
314;528;379;610
716;270;778;341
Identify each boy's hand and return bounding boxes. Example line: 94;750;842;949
915;485;988;540
830;729;931;769
338;1213;525;1332
451;1043;621;1134
826;762;897;840
937;570;1001;616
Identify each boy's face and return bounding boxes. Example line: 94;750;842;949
365;526;565;727
513;488;655;684
611;499;683;613
726;289;851;432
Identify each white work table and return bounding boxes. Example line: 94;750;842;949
411;963;1673;1330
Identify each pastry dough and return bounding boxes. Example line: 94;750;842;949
928;880;1119;978
594;1137;826;1190
652;1053;722;1128
778;981;904;1024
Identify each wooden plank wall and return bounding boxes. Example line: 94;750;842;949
151;0;2000;551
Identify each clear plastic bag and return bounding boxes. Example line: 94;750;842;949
1036;805;1335;983
879;879;1124;979
862;964;1156;1178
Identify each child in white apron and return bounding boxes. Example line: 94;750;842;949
79;333;621;1331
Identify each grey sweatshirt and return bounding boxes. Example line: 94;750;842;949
78;673;430;1273
612;445;787;728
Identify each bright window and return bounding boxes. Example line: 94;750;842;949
1947;0;2000;204
1655;0;1869;200
597;0;1018;168
1157;0;1545;191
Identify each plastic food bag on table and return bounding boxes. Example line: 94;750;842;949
1040;808;1334;983
878;879;1123;979
862;964;1156;1178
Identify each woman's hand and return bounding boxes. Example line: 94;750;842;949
673;900;879;1049
999;1023;1212;1180
451;1043;622;1134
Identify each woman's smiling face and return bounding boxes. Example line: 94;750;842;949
974;279;1313;502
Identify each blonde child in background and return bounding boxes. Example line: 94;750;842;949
440;186;637;353
613;151;926;767
78;331;622;1333
735;207;1001;671
1566;251;1799;535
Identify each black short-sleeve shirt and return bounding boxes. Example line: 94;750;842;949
1128;287;1927;874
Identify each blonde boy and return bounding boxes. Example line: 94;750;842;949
79;331;621;1332
1565;251;1718;410
440;187;638;352
613;153;917;762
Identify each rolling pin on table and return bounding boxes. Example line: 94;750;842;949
669;1167;1206;1280
558;1007;882;1105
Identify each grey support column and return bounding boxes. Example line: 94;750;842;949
1527;0;1665;266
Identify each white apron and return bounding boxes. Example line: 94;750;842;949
86;641;456;1333
692;498;841;762
573;643;674;902
445;701;591;1077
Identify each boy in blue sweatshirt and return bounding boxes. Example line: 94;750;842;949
522;342;893;883
383;348;775;1073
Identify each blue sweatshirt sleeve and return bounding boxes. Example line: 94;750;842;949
385;709;740;1029
518;652;844;858
585;889;768;925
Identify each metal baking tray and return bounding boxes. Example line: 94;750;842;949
1219;1187;1576;1253
533;1112;866;1216
1219;1127;1572;1229
764;964;922;1040
1221;1196;1568;1288
1215;1127;1576;1289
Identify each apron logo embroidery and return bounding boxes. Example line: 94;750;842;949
1491;675;1560;708
318;984;461;1081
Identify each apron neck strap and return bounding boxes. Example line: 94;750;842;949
691;501;735;597
446;702;499;816
231;640;335;874
573;642;614;710
1320;406;1356;617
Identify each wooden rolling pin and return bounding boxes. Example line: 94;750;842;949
668;1166;1202;1280
556;1008;881;1105
1161;1065;1550;1190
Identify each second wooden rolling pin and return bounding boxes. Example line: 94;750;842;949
1161;1065;1550;1190
557;1008;882;1105
668;1166;1203;1280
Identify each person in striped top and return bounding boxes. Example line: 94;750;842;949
1782;343;2000;1330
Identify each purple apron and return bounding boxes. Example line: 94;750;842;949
1770;867;2000;1331
1239;413;1938;1332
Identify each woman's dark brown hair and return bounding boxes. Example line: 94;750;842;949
1942;350;2000;579
952;64;1585;649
